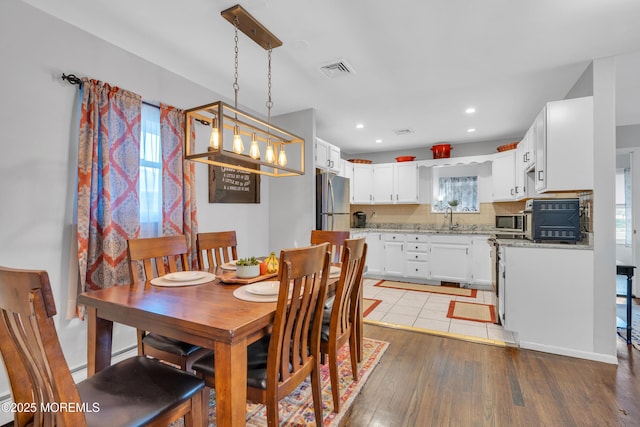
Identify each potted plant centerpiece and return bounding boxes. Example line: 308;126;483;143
236;257;260;278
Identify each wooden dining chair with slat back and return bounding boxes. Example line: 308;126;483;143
196;231;238;272
0;265;205;427
321;237;367;413
310;230;350;264
192;243;331;426
127;235;209;371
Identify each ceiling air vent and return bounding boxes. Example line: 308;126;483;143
393;128;414;136
319;59;355;79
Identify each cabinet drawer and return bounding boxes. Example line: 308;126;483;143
384;233;405;242
430;235;469;245
406;252;428;262
405;233;429;243
405;243;429;252
406;261;429;278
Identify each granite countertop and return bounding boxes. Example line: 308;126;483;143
350;224;594;250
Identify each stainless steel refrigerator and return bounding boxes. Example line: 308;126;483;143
316;173;351;231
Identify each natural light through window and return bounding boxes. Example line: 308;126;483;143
139;104;162;237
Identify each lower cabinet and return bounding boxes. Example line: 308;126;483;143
405;233;429;279
365;232;384;275
430;242;469;282
383;233;405;276
360;231;490;287
469;236;492;286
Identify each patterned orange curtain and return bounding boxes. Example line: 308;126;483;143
76;79;142;311
160;104;198;268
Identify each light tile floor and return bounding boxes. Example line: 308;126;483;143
362;278;517;345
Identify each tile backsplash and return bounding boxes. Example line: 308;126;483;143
351;191;593;231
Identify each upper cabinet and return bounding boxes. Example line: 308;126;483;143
492;150;517;201
534;96;593;193
315;138;341;173
352;162;419;205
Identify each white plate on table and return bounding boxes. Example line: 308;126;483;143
245;281;280;296
220;260;238;270
151;272;215;287
163;271;207;282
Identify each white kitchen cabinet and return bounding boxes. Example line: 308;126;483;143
365;232;384;275
352;164;374;204
429;235;470;283
394;162;419;203
383;233;405;276
492;150;517;201
501;245;594;357
372;164;395;203
405;233;429;279
352;162;419;205
469;236;492;286
534;96;593;193
315;138;340;173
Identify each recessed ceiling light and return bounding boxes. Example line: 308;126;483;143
375;139;383;144
467;128;476;133
465;107;476;114
356;123;364;129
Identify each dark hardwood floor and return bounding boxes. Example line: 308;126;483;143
342;324;640;427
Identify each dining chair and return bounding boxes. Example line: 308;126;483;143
310;229;350;264
0;265;205;427
127;235;209;371
321;237;367;413
196;230;238;272
191;243;331;426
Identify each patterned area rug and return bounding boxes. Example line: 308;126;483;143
616;303;640;351
447;301;496;323
374;280;477;298
178;337;388;426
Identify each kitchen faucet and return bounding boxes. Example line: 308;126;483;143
444;206;459;230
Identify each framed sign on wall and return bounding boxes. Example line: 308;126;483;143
208;154;261;204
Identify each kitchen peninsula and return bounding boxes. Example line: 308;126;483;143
351;222;595;361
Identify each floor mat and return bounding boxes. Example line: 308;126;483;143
447;301;496;323
374;280;477;298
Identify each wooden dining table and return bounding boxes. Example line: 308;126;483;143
78;270;340;427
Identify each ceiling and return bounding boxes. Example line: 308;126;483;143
21;0;640;154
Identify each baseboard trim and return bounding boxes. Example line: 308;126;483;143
519;340;619;365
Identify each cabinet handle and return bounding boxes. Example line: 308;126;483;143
538;170;544;181
510;188;514;195
415;255;418;259
390;194;393;201
396;194;398;200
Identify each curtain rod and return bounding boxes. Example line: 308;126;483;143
61;73;157;108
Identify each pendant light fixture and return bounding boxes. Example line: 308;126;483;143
183;4;304;177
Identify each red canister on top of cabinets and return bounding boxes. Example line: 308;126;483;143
431;143;452;159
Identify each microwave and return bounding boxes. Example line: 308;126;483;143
524;198;581;242
495;214;526;233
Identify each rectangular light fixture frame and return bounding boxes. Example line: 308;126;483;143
184;101;305;177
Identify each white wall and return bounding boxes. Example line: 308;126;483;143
0;0;273;405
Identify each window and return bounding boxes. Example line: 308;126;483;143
139;103;162;237
616;168;631;246
431;164;480;213
434;176;478;212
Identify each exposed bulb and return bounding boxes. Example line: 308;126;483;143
278;146;287;167
265;143;276;164
232;126;244;154
209;120;219;150
249;133;260;159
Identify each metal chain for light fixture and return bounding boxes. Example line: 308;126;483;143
233;16;240;109
266;45;273;124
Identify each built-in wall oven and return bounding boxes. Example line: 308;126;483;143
524;198;581;242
